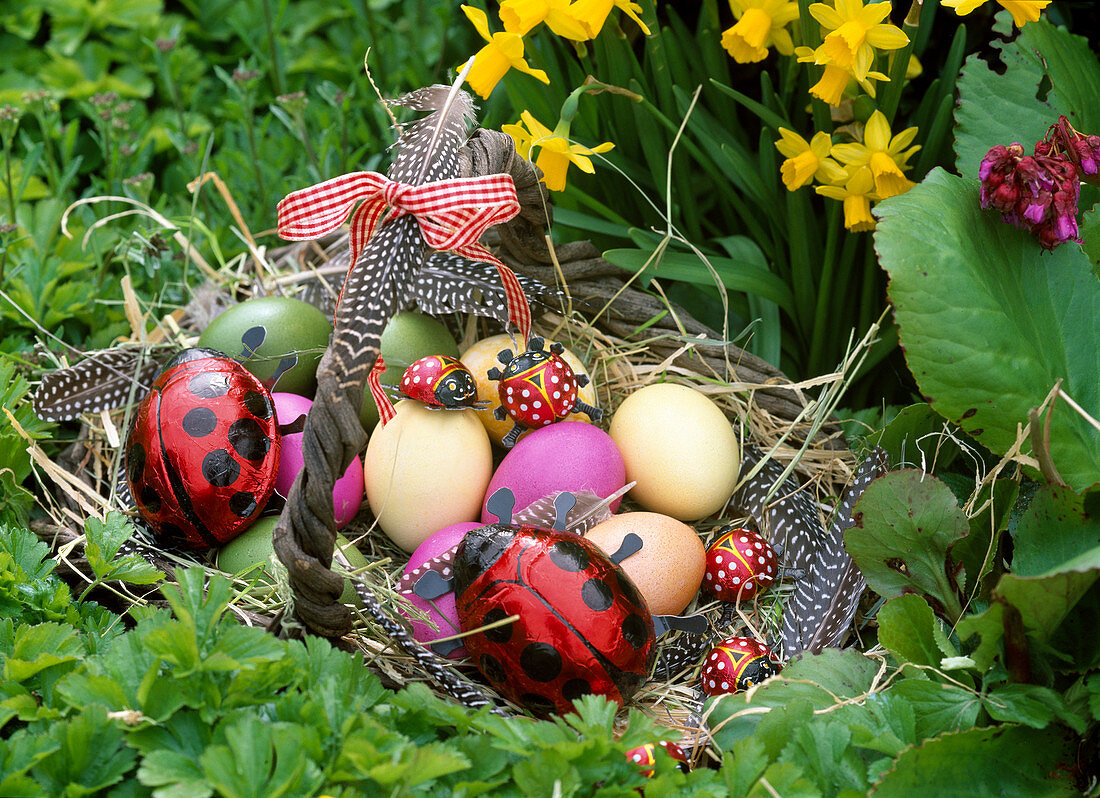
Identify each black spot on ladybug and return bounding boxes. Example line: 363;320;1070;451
182;407;218;437
159;522;188;547
482;607;513;643
621;614;648;649
140;485;161;516
520;693;557;717
615;570;643;607
201;449;240;487
189;373;230;399
229;491;257;518
520;642;563;683
548;540;589;572
227;418;270;461
242;390;274;419
480;653;506;683
561;678;591;702
581;578;614;612
127;443;145;485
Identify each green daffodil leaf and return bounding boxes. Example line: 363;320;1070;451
875;169;1100;492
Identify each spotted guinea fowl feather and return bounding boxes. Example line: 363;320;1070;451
34;346;164;422
512;484;633;535
801;447;888;654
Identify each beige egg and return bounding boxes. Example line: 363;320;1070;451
585;512;705;616
460;334;598;447
609;383;740;521
363;400;493;552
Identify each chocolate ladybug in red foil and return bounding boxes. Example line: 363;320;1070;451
486;337;602;447
413;489;708;716
624;741;689;777
699;636;780;696
703;527;778;602
399;355;480;409
124;347;280;550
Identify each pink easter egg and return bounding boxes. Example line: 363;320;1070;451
398;521;483;659
272;392;364;528
480;422;626;523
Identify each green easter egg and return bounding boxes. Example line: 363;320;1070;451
198;296;332;396
216;516;368;604
359;311;460;430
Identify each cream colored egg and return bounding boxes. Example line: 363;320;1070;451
364;400;493;552
609;383;740;521
585;512;705;616
460;334;598;447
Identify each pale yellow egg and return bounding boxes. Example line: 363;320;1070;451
585;512;705;616
363;400;493;552
460;334;598;447
609;383;740;521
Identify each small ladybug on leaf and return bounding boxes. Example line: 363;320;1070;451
413;488;708;716
486;337;603;447
398;355;484;409
702;527;778;602
624;740;690;777
699;636;781;696
124;348;281;550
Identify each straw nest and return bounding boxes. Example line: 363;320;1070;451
26;218;874;762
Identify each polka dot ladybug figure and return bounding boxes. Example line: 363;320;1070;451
399;355;480;409
624;741;689;777
486;337;602;447
451;489;656;717
124;348;280;550
702;527;778;602
699;636;781;697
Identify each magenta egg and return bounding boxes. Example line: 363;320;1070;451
397;521;482;659
480;422;626;523
272;392;364;528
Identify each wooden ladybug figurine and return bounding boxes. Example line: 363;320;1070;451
399;355;481;409
702;527;778;602
124;347;281;550
486;337;603;447
699;636;781;696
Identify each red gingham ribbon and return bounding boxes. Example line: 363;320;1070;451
368;356;397;427
277;171;532;340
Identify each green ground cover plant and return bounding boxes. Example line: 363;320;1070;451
1;0;1099;795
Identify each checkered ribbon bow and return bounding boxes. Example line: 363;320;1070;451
277;171;532;340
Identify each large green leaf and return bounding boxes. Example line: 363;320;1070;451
1012;485;1100;577
845;470;969;622
870;725;1079;797
954;19;1100;178
875;169;1100;492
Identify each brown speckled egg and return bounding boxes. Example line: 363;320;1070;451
703;527;777;602
699;636;780;696
584;512;705;616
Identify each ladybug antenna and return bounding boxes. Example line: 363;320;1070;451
528;336;545;351
486;487;515;525
608;533;643;565
413;570;454;600
496;349;514;365
276;412;307;436
264;353;299;392
238;325;267;359
653;612;710;637
552;492;576;531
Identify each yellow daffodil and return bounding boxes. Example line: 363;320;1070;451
721;0;799;63
796;45;888;105
808;0;908;81
830;111;919;198
502;111;614;191
774;128;846;190
568;0;650;37
815;165;878;231
940;0;1050;27
500;0;590;40
461;5;550;99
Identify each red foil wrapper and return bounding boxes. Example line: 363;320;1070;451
125;348;280;550
700;636;781;696
454;524;655;716
703;527;778;602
